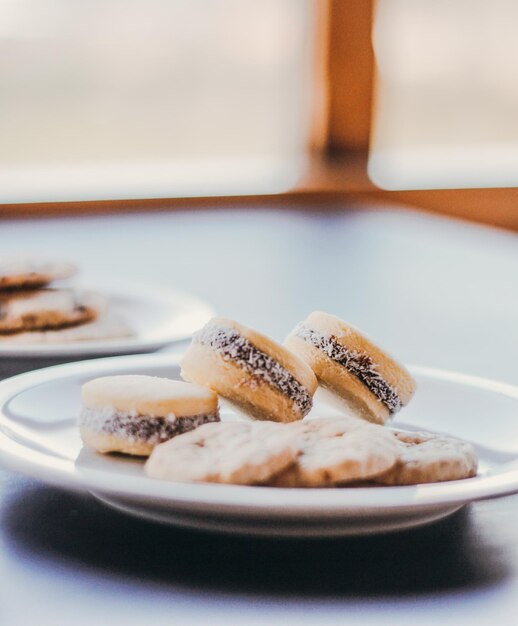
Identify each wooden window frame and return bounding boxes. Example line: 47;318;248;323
2;0;518;230
320;1;518;230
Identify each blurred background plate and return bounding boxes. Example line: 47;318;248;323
0;282;213;363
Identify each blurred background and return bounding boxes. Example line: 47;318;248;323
0;0;517;224
372;0;518;190
0;0;315;201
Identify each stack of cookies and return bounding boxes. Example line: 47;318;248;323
0;259;131;343
79;312;478;488
0;259;103;338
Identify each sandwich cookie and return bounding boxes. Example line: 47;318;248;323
376;430;478;485
269;417;399;487
180;318;318;423
146;421;297;485
0;259;76;290
285;311;416;425
79;375;220;456
0;311;134;344
0;289;102;334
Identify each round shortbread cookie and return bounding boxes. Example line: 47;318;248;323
79;375;220;456
375;430;478;485
0;259;76;290
181;318;318;423
270;417;399;487
0;289;102;334
285;311;416;425
145;421;298;485
291;415;369;439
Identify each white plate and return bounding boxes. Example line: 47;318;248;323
0;283;213;357
1;354;518;537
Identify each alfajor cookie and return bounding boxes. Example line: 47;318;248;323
145;420;297;485
0;258;76;290
376;430;478;485
0;311;134;344
270;417;399;487
0;289;102;334
79;375;220;456
180;318;318;423
285;311;416;425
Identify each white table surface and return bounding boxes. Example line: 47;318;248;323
1;203;518;625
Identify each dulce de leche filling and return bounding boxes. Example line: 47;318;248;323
194;325;313;416
79;407;220;445
296;325;402;414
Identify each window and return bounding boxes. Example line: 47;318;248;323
0;0;315;203
3;0;517;231
370;0;518;190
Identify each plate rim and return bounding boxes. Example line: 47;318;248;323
0;281;214;357
1;354;518;514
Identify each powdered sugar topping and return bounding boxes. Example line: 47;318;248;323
296;324;402;414
79;406;219;445
194;325;313;416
